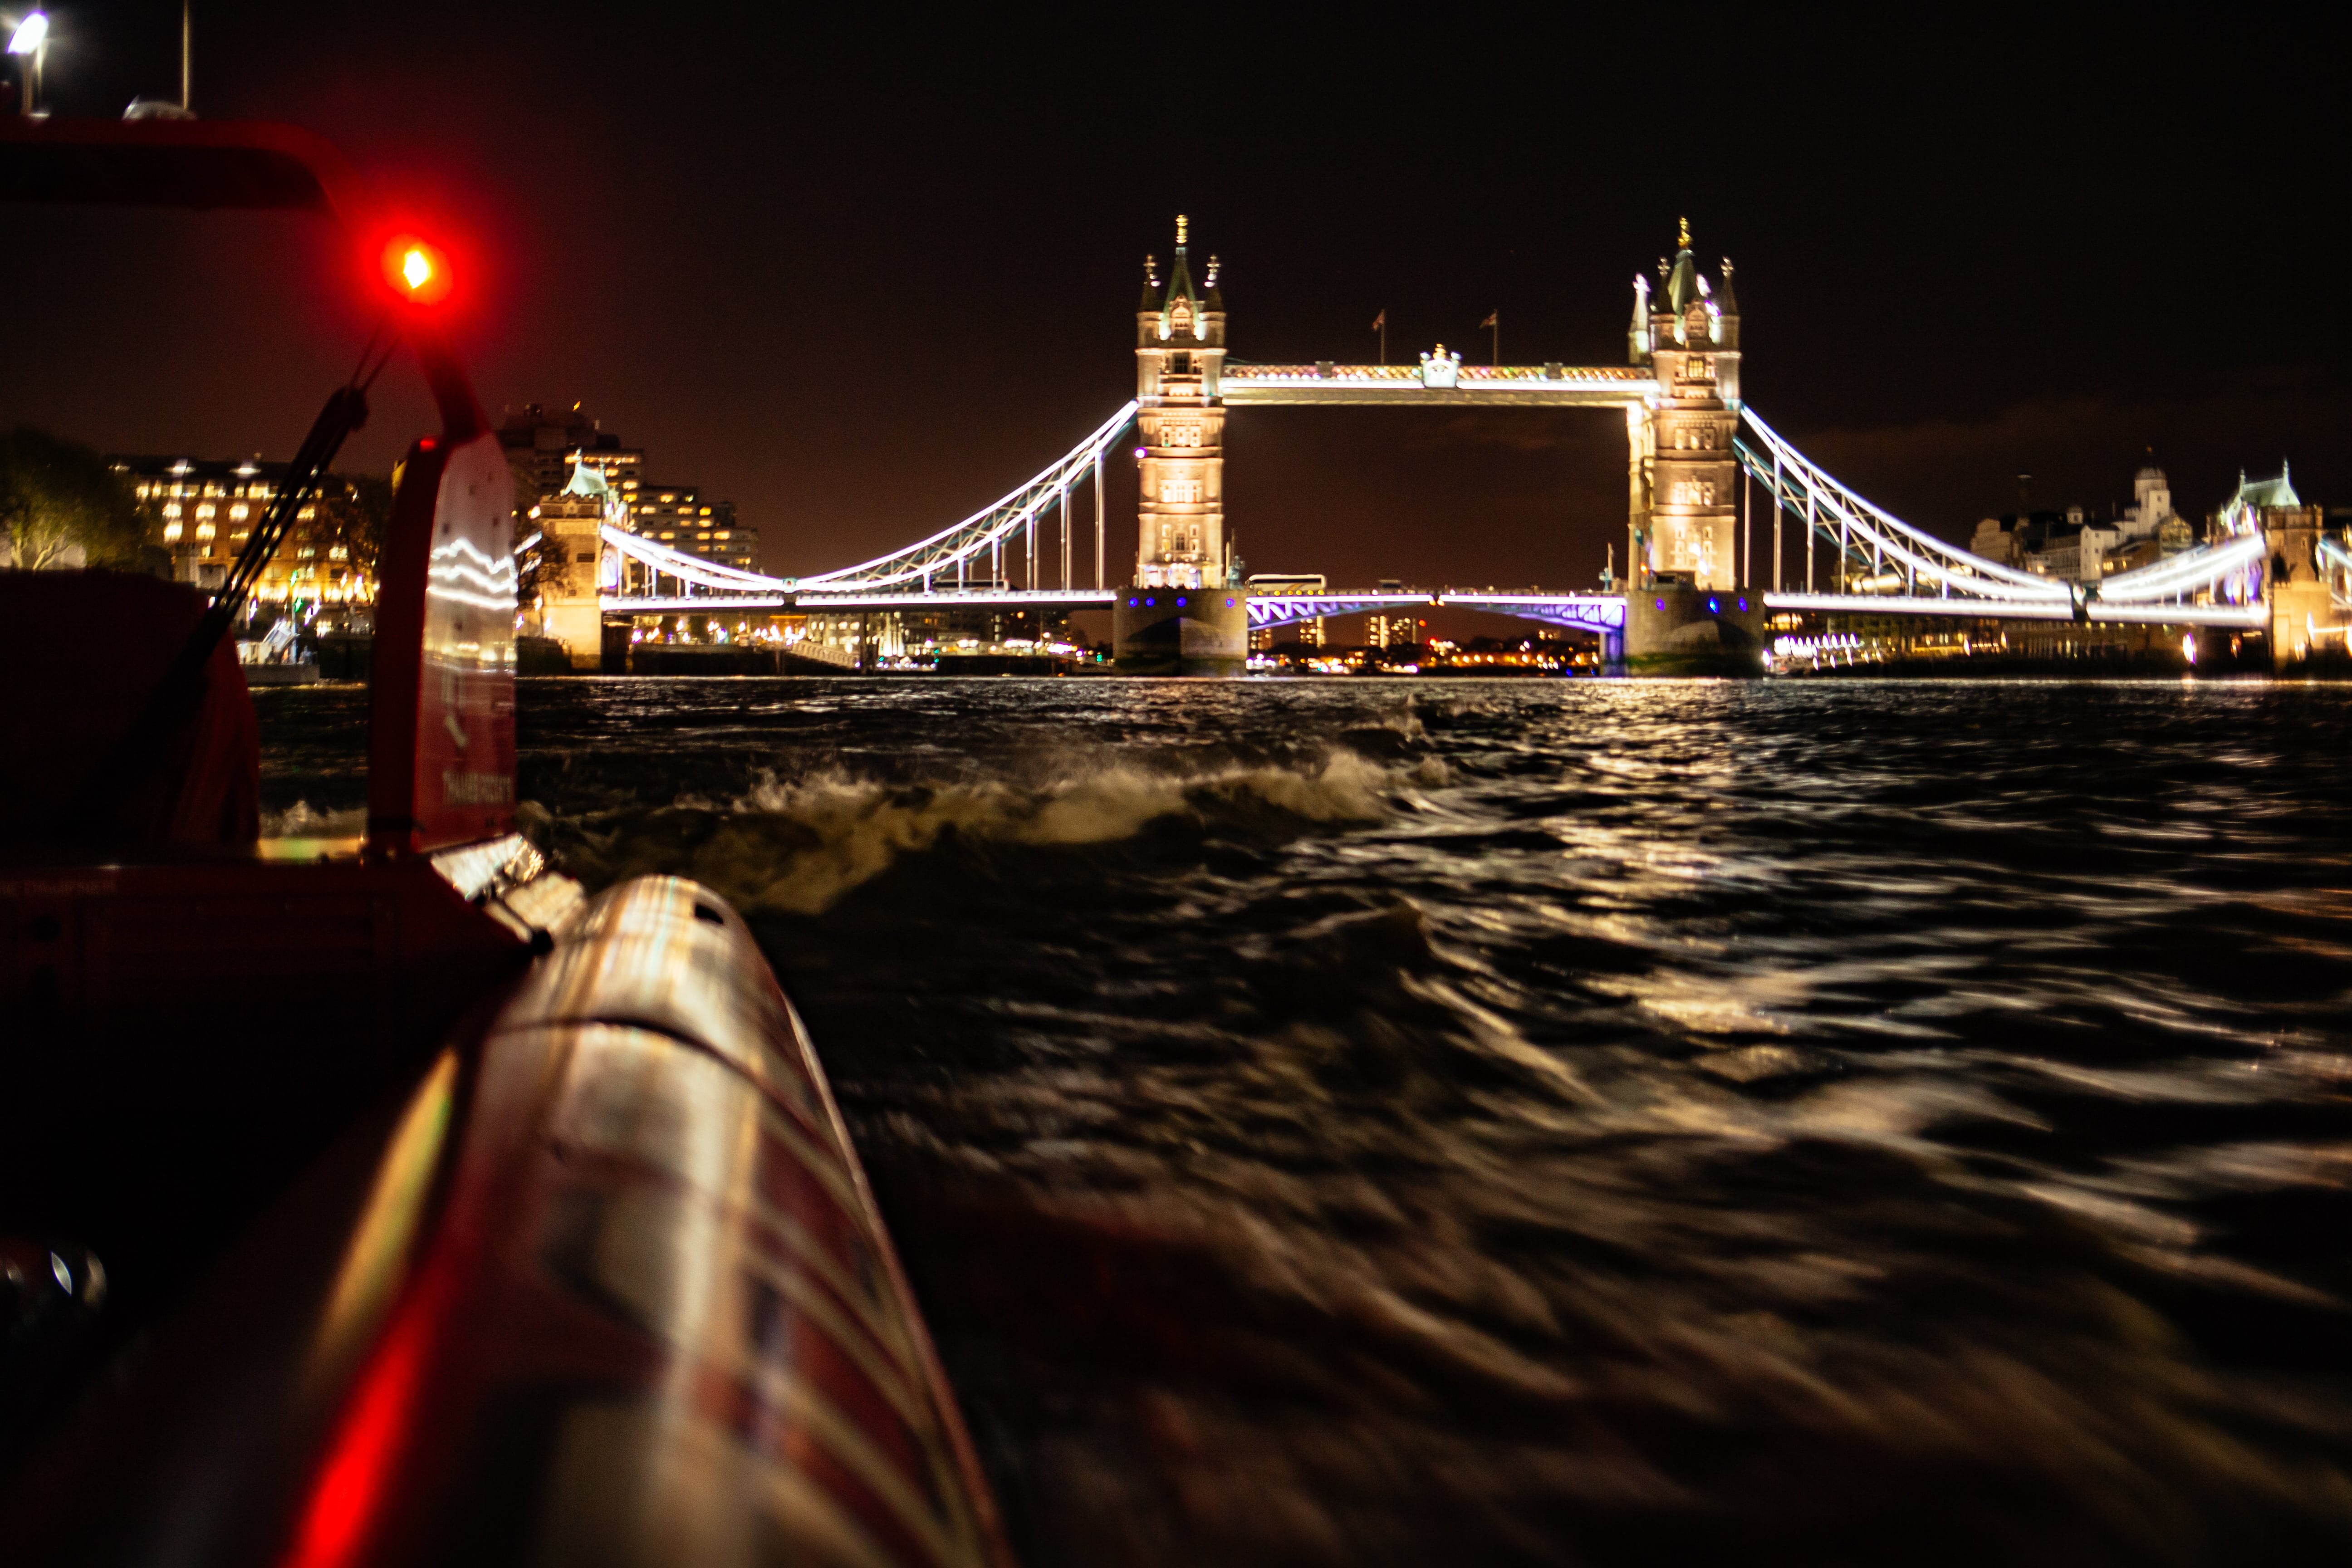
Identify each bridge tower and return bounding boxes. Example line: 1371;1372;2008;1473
531;455;628;670
1113;215;1248;675
1623;219;1760;664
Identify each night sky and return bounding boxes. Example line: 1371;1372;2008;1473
3;5;2344;606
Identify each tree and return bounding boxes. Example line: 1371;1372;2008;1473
342;473;392;575
0;427;147;571
280;471;395;587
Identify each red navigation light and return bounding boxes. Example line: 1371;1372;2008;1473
381;235;452;305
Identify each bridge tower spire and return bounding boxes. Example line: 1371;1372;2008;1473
1113;215;1247;673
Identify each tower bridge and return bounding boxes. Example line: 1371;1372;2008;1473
574;217;2332;673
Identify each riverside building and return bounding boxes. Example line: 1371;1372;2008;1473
499;402;643;511
632;485;757;573
1969;463;2195;585
500;403;758;573
114;455;380;608
521;445;764;669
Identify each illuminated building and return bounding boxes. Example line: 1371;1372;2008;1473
499;403;758;573
525;458;628;668
503;404;761;668
632;486;757;573
113;454;379;608
1628;220;1741;591
525;456;766;668
1970;465;2195;583
499;402;643;512
1113;216;1249;673
1132;222;1229;593
2209;466;2332;662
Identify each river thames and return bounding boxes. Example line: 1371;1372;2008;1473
261;676;2352;1567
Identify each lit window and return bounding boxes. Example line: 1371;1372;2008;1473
164;503;182;518
230;504;249;521
196;503;216;519
163;523;183;543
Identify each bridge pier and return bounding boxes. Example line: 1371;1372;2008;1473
1624;583;1762;668
1112;587;1247;676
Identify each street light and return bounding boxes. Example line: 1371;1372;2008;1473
7;10;47;116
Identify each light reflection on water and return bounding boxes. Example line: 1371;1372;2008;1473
258;676;2352;1566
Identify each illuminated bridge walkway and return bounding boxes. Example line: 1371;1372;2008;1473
596;402;2279;636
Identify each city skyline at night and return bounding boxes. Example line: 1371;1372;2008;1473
0;6;2342;594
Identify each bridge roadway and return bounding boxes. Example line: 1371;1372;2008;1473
604;576;2274;635
602;586;1632;635
603;584;2269;631
1217;363;1654;407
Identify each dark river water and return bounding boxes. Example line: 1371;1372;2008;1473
258;676;2352;1567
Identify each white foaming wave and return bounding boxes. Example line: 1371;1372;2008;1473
261;801;367;837
571;750;1443;916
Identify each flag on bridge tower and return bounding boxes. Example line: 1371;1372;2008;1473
1480;311;1499;365
1372;309;1387;365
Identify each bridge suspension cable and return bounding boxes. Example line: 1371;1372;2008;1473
2319;537;2352;608
1737;407;2276;621
1735;409;2067;606
595;402;1137;609
601;526;784;593
798;402;1138;591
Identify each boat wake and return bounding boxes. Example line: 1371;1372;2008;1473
523;749;1451;916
